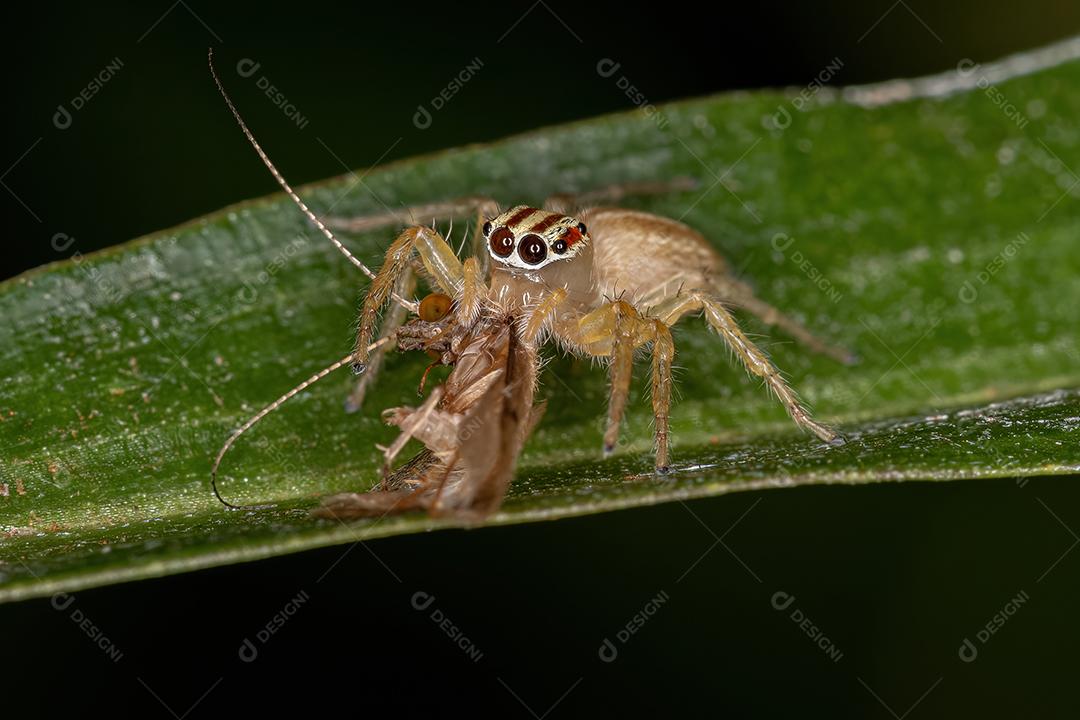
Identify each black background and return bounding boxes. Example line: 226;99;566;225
4;1;1080;717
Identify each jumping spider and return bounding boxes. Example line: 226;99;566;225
207;50;852;519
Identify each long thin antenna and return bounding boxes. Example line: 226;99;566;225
211;337;391;510
207;48;417;314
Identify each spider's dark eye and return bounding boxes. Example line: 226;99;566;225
482;221;492;236
552;239;568;255
489;227;514;258
518;234;547;265
577;222;587;235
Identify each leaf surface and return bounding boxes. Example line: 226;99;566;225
2;39;1080;602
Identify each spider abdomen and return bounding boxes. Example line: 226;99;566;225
586;207;728;307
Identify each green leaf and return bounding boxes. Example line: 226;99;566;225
3;38;1080;603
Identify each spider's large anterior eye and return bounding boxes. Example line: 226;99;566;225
518;234;547;265
489;227;515;258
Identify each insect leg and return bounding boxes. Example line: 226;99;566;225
379;386;448;476
322;320;537;520
543;177;698;214
327;196;500;233
314;450;448;519
655;292;838;443
716;277;856;365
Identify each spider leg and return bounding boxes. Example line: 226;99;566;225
354;225;464;370
346;267;416;413
714;276;856;365
559;300;671;470
543;177;697;214
654;291;838;443
327;196;500;233
650;319;674;472
458;257;485;326
469;207;495;277
603;302;639;456
523;288;567;343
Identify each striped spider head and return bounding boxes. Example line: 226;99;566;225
483;205;590;271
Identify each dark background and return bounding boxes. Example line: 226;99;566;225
4;1;1080;717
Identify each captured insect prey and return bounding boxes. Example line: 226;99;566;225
207;49;854;519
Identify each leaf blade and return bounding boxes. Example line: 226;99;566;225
2;37;1080;602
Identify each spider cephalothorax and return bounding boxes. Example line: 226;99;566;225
484;205;590;270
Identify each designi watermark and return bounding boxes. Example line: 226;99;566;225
596;58;668;131
598;590;670;663
411;591;484;662
958;590;1029;663
53;57;125;130
51;592;124;662
956;59;1030;130
771;232;843;304
413;58;485;130
236;58;310;130
769;58;844;131
239;590;311;662
771;590;843;663
958;232;1029;304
